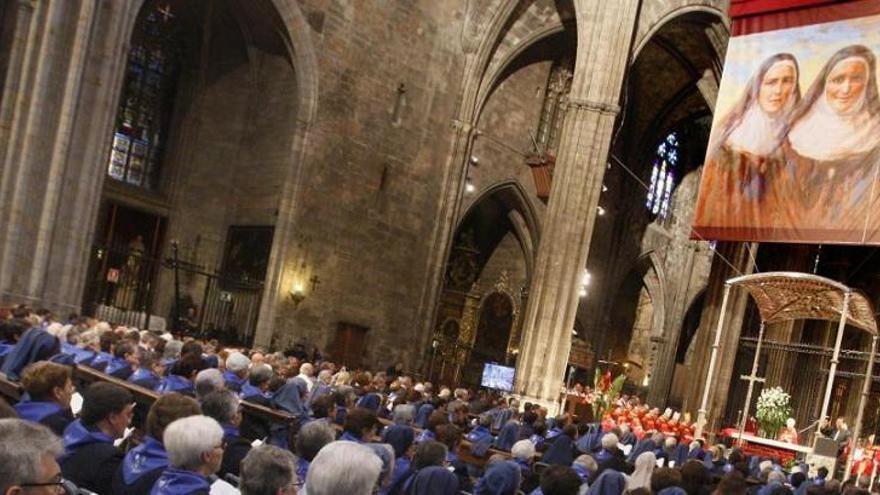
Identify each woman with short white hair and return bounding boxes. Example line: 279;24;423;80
151;415;225;495
305;441;383;495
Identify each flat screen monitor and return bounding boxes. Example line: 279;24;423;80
481;363;515;392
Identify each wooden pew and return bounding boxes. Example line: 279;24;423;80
0;373;23;403
73;365;300;438
4;363;512;470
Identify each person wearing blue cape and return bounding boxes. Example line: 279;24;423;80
106;341;139;380
466;415;496;457
222;352;250;393
586;470;626;495
592;433;632;482
157;353;204;396
757;471;787;495
112;393;202;495
357;390;383;412
59;340;97;366
293;420;336;487
413;401;435;429
531;421;548;451
628;432;662;463
130;351;165;391
201;389;252;478
150;415;225;495
340;407;380;443
0;326;59;380
408;465;460;495
88;332;118;372
543;425;578;466
494;414;521;451
0;318;29;366
14;361;75;435
474;460;521;495
239;364;274;405
61;382;134;495
383;422;416;494
273;375;311;419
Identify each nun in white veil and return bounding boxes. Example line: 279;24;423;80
694;53;800;236
779;44;880;240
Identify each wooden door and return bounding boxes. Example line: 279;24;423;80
332;322;369;369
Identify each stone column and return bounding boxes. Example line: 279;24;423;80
0;0;138;312
647;243;698;407
683;242;758;433
514;0;640;410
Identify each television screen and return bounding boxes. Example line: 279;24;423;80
481;363;515;392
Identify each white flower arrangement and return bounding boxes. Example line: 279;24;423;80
755;387;793;438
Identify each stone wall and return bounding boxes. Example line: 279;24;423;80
262;0;471;369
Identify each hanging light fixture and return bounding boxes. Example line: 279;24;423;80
579;269;591;298
465;177;476;194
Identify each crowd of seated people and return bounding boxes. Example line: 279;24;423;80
0;304;875;495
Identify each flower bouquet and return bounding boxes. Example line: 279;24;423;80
755;387;793;439
591;370;627;420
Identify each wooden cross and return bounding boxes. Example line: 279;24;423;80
157;3;175;23
309;275;321;292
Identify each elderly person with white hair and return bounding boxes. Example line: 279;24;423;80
241;363;274;406
296;362;315;393
239;445;298;495
223;352;250;393
201;389;250;478
151;415;225;495
194;368;225;401
0;419;66;495
162;340;183;368
591;432;632;482
294;420;337;484
510;439;539;491
392;403;416;426
305;441;384;495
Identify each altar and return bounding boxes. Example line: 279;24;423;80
720;429;811;464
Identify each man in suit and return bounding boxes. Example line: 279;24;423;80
820;417;851;455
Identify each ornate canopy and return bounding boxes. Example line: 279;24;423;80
727;271;877;334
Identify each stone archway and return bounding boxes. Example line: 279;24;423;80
427;181;536;386
87;0;319;346
605;252;667;385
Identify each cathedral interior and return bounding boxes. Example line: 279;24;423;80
3;0;880;429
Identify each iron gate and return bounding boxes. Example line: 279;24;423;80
81;242;263;345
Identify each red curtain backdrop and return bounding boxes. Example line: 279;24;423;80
731;0;880;36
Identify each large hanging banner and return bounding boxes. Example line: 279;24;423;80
692;12;880;244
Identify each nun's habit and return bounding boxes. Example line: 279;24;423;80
543;433;576;466
474;461;522;495
408;466;459;495
585;470;626;495
0;327;59;380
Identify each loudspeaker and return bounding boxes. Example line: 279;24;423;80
813;437;839;457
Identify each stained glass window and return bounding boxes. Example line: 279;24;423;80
646;132;678;219
107;3;180;190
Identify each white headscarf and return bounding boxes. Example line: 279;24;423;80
789;57;880;161
725;60;798;156
626;451;657;493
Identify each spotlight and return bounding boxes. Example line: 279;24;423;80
597;206;606;216
465;177;476;194
602;184;608;193
469;156;480;165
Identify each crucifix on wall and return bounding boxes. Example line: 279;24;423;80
310;275;321;291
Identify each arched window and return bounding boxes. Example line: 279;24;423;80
646;131;678;218
107;2;181;190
